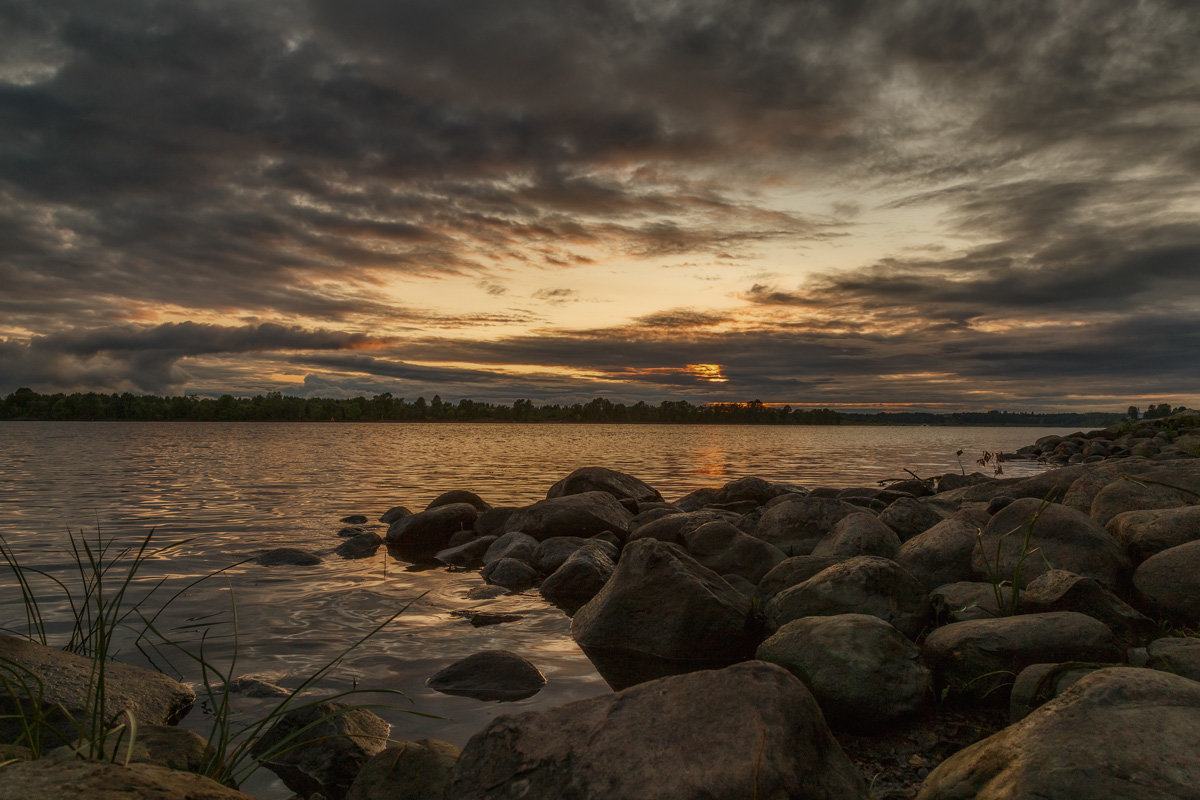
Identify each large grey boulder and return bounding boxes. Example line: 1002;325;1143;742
531;536;589;574
811;512;902;560
571;538;756;689
546;466;663;504
481;558;539;592
434;535;497;568
1133;539;1200;624
539;542;616;615
971;497;1129;588
878;497;947;541
896;511;988;590
0;634;194;746
1107;505;1200;564
250;700;390;800
1087;461;1200;526
348;739;460;800
0;758;253;800
681;520;786;583
386;502;479;559
922;612;1121;702
756;614;931;729
916;668;1200;800
504;492;633;541
334;532;383;559
426;651;546;701
447;661;867;800
754;497;862;556
764;556;930;639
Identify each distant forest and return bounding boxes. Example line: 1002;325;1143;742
0;388;1129;428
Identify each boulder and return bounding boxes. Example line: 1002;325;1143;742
473;507;517;537
250;700;390;800
426;490;492;512
935;472;992;493
0;758;253;800
756;555;843;601
539;542;616;615
878;497;947;541
339;514;368;525
386;503;478;560
337;526;365;537
916;668;1200;800
0;634;194;746
811;512;902;560
921;612;1121;702
681;521;787;583
764;556;930;640
628;508;735;545
753;497;862;556
1147;637;1200;682
714;476;790;505
347;739;460;800
756;614;931;729
426;651;546;701
1132;539;1200;624
1018;569;1153;642
896;511;988;591
482;531;538;566
504;492;633;542
672;487;720;511
333;532;383;559
256;548;322;566
434;535;497;569
448;661;867;800
571;539;756;689
378;505;412;524
481;558;539;592
1107;505;1200;564
971;497;1129;589
56;723;216;775
221;675;290;698
1087;461;1200;525
546;467;663;504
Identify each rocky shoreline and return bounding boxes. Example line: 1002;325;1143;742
2;410;1199;798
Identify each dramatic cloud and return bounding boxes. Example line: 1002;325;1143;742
1;0;1197;408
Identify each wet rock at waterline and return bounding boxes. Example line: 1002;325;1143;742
378;505;412;524
426;489;492;512
448;661;867;800
482;531;538;566
539;541;616;615
481;557;540;592
0;634;195;745
450;609;526;627
347;739;460;800
386;502;478;560
434;535;497;568
570;538;757;689
256;547;323;566
426;650;547;701
250;700;390;800
339;514;368;525
546;466;663;504
756;614;931;729
916;668;1200;800
220;674;291;698
334;531;383;559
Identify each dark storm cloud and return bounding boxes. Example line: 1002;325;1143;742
2;0;1197;405
0;321;384;394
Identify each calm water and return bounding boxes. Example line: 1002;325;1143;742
0;422;1069;797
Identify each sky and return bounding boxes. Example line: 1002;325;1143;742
1;0;1198;411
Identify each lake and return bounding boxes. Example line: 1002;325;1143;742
0;421;1070;797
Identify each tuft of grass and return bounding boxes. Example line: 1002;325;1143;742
1;527;430;788
973;494;1055;617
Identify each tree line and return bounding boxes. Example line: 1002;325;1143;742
0;388;1129;427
